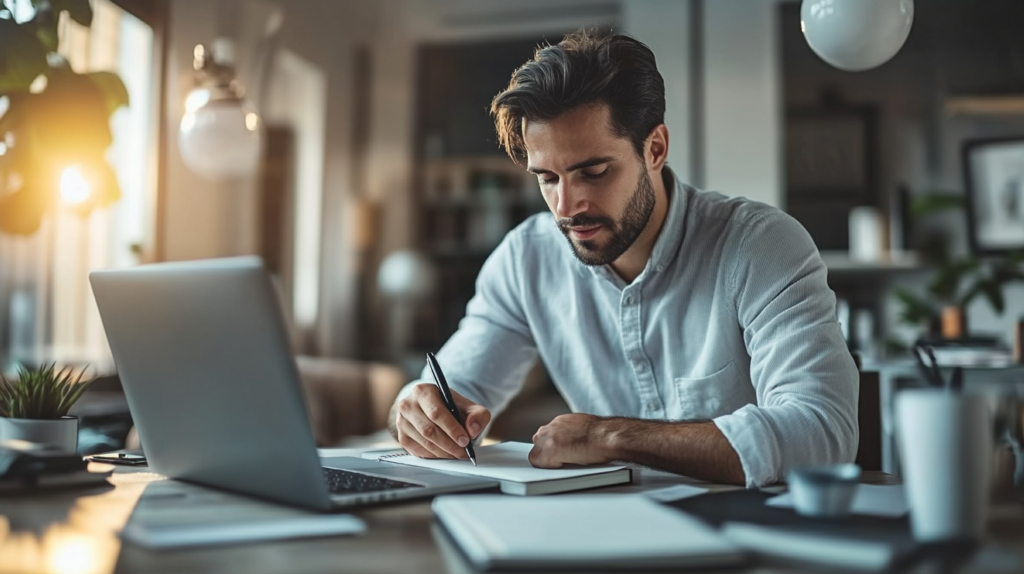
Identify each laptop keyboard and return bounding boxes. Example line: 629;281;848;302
322;467;422;494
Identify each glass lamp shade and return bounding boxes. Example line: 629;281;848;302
178;90;263;180
377;250;438;302
801;0;914;72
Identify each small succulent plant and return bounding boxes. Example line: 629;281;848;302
0;364;94;420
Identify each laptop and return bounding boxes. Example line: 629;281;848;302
89;256;497;511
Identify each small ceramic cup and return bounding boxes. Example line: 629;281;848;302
786;463;861;519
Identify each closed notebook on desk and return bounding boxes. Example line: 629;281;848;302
362;442;630;495
433;494;745;571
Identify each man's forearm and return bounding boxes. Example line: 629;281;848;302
599;417;745;485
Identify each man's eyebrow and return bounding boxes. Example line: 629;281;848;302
526;156;616;175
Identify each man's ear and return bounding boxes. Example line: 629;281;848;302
645;124;670;172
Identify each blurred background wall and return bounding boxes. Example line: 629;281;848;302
155;0;790;368
4;0;1024;382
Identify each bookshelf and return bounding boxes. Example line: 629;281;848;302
413;156;547;350
420;156;546;256
410;38;550;351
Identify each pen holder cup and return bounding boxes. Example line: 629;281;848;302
896;389;992;542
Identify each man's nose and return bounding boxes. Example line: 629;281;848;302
555;181;588;220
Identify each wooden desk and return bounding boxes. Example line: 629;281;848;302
0;457;1021;574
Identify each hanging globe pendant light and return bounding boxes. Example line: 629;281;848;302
801;0;915;72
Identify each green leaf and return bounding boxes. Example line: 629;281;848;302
884;338;910;356
40;0;91;26
959;281;980;310
35;24;57;51
0;18;48;94
91;158;122;206
87;71;129;116
0;187;49;235
927;258;979;303
991;261;1024;285
0;363;94;419
0;65;126;234
4;66;115;158
26;0;59;51
910;193;965;219
980;280;1005;314
894;287;939;326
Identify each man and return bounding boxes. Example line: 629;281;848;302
389;29;858;487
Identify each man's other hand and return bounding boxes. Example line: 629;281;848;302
390;383;491;459
529;413;615;468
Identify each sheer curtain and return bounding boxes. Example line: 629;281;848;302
0;0;157;374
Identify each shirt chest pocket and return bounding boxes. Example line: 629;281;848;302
672;361;748;421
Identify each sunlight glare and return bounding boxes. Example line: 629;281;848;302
46;534;99;574
59;166;91;206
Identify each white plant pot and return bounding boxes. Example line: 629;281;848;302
0;416;79;452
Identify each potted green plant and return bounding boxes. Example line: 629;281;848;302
894;192;1024;340
0;364;94;452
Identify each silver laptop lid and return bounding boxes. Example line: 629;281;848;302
90;256;333;510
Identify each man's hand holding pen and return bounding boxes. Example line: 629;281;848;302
389;382;491;461
389;354;616;469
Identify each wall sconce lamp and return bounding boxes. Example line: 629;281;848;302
178;38;263;180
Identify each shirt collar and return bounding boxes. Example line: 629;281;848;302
648;166;689;274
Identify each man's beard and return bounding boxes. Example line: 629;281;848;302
555;168;656;266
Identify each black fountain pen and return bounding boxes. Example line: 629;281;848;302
426;352;477;466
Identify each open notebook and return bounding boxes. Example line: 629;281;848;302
362;442;631;495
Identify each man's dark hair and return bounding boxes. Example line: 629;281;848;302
491;28;666;162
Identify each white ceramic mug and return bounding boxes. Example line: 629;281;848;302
896;389;992;542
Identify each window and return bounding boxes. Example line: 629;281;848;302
0;0;158;371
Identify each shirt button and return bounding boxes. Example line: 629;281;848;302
657;264;665;273
647;401;658;411
635;363;645;372
624;295;633;305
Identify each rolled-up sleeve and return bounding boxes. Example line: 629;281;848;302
713;210;859;487
394;232;538;416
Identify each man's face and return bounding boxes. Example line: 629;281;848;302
524;104;655;266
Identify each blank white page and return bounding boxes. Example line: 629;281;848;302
375;442;626;483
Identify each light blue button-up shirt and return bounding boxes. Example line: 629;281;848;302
409;169;859;487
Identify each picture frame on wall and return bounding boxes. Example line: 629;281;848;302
963;137;1024;255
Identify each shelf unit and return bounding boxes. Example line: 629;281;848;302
819;250;922;274
413;155;547;350
419;156;546;255
408;37;551;353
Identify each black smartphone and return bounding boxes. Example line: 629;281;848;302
85;452;147;466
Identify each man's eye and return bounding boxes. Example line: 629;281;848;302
540;176;558;185
583;169;609;180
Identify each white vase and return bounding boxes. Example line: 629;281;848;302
0;416;79;452
848;206;884;262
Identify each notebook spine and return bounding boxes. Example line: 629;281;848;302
377;451;410;461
